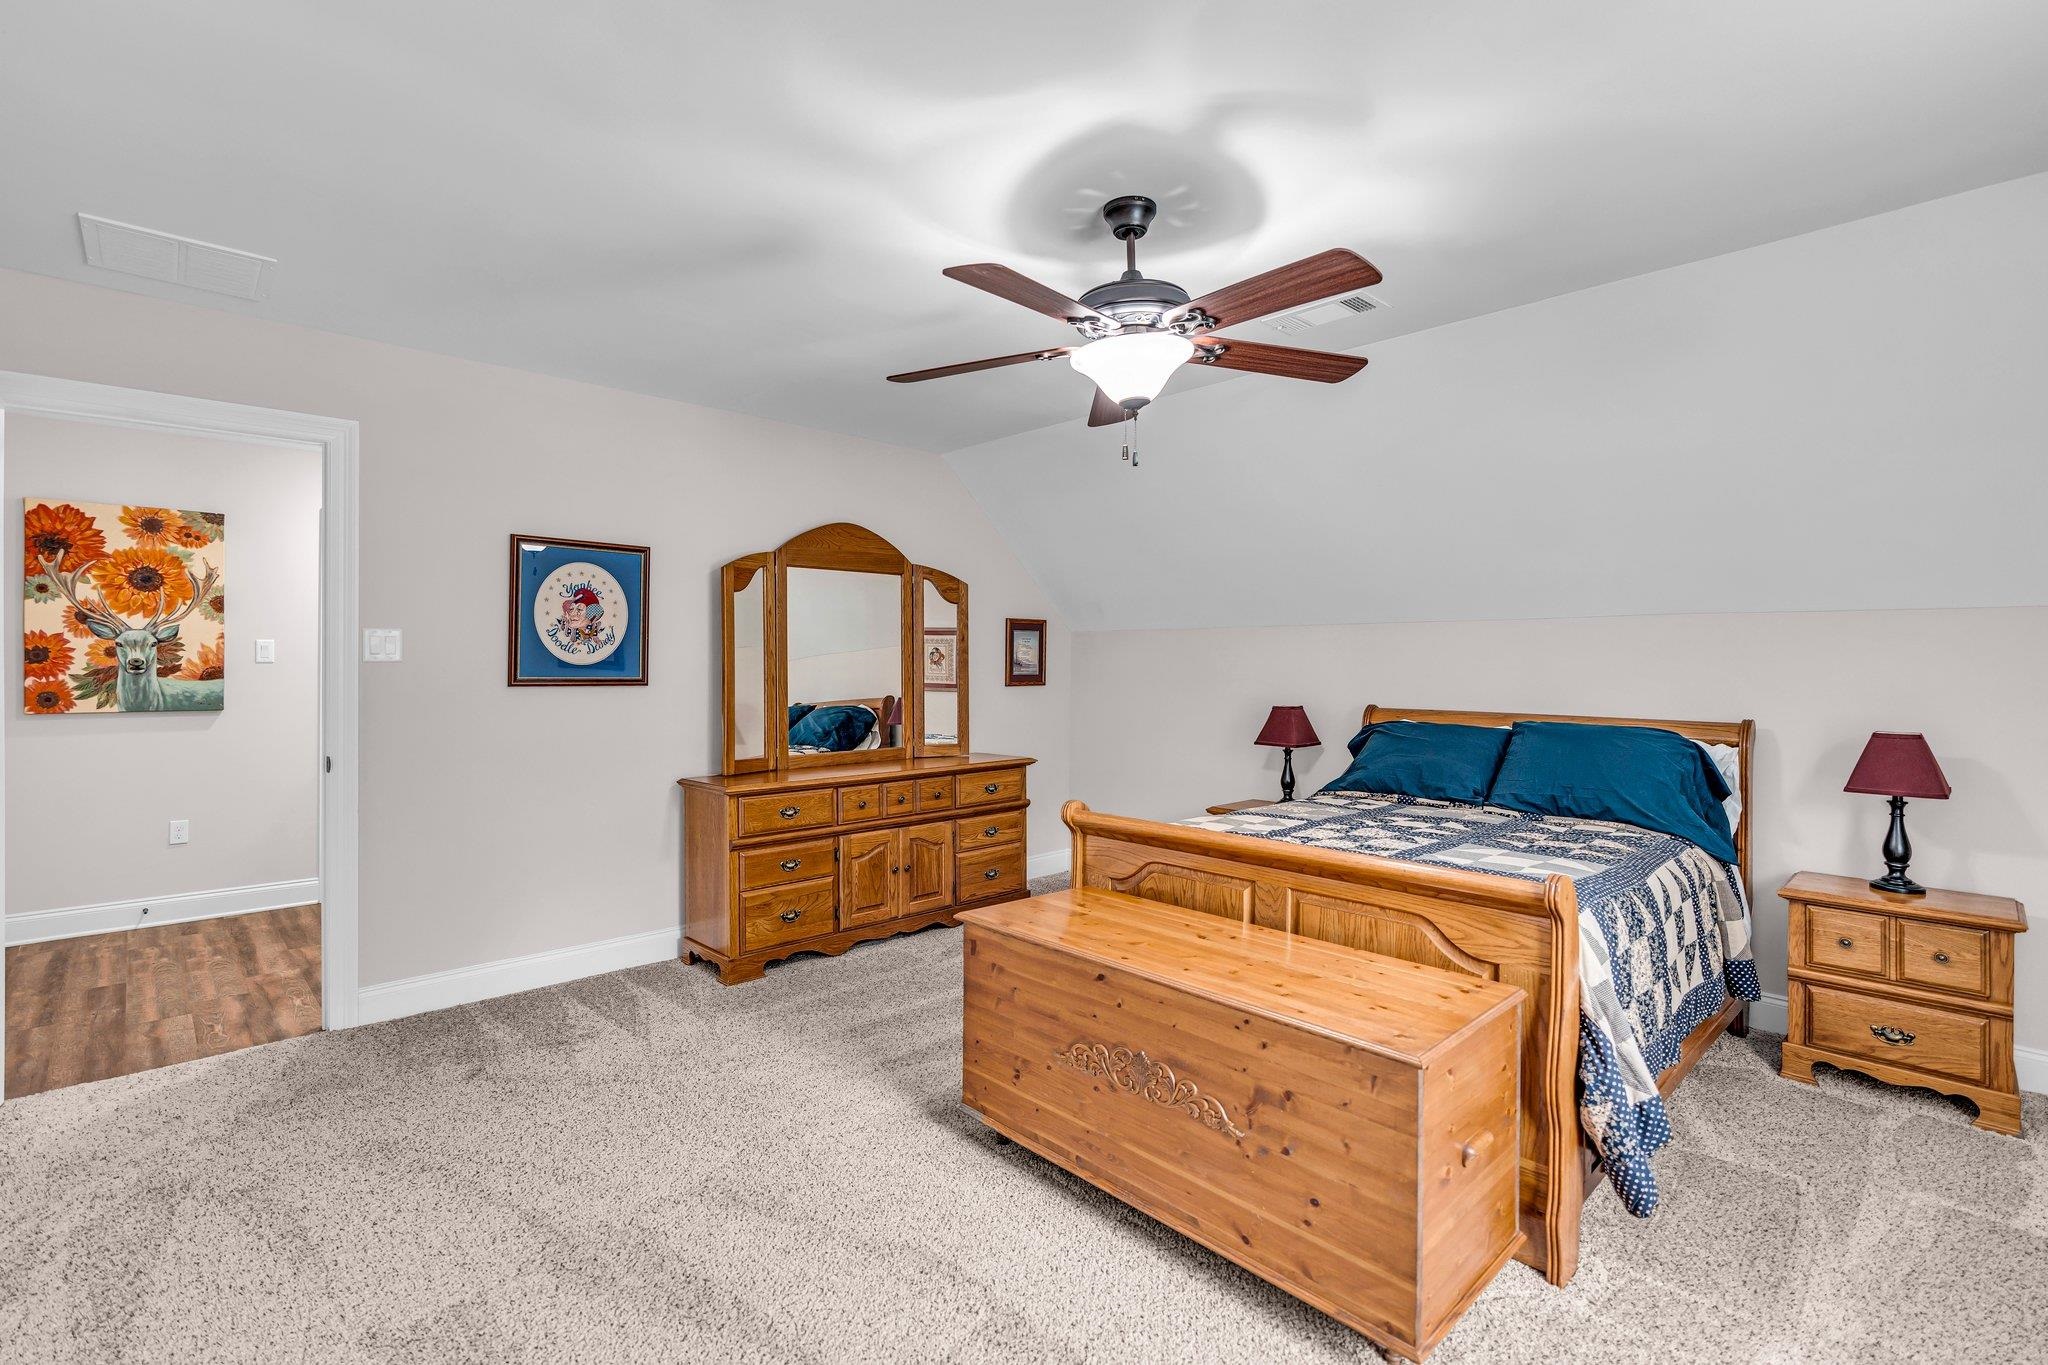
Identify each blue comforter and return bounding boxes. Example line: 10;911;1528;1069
1185;791;1758;1216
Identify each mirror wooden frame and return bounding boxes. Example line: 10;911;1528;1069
719;522;969;775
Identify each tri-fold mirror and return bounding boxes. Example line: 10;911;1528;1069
720;523;968;774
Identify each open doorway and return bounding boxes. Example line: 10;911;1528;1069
0;374;359;1101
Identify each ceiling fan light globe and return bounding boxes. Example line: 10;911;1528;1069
1070;331;1193;408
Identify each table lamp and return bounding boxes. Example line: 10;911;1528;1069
1843;731;1951;896
1255;706;1320;802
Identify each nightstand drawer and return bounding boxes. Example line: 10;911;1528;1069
1896;921;1990;997
1806;906;1890;978
1806;983;1988;1084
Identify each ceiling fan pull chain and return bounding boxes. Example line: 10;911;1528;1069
1124;409;1139;468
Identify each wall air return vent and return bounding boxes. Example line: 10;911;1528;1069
1260;292;1387;337
77;214;276;300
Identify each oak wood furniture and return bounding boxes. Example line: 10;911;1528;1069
5;903;321;1097
1205;798;1278;815
688;521;1034;982
1779;871;2027;1135
961;888;1524;1362
1065;704;1757;1288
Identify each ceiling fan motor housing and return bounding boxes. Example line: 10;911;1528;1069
1077;276;1191;331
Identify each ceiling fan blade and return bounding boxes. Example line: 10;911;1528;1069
1168;249;1383;333
1087;387;1126;427
1190;339;1368;383
887;347;1071;383
942;263;1110;326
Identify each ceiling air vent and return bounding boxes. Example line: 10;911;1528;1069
77;214;276;300
1260;292;1387;337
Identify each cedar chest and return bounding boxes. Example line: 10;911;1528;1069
960;888;1525;1362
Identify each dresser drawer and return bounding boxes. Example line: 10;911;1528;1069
957;768;1025;808
740;878;836;951
1895;921;1990;996
1806;906;1890;979
915;778;955;812
837;784;883;823
737;790;837;838
1805;983;1988;1084
957;845;1026;903
738;838;836;891
956;811;1023;851
883;781;918;817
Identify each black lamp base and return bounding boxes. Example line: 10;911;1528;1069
1279;747;1296;803
1870;794;1927;896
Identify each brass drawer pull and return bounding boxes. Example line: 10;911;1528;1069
1870;1025;1916;1046
1836;937;1854;949
983;868;1001;881
984;825;1000;838
983;783;999;794
1933;951;1951;964
778;857;802;872
779;805;800;819
779;909;802;923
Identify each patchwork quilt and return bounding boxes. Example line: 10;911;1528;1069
1183;791;1759;1216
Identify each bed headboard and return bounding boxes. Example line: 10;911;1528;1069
1360;704;1755;898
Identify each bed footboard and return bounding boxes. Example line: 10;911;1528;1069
1063;799;1585;1287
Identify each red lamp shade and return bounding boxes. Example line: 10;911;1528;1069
1255;705;1320;749
1844;732;1951;799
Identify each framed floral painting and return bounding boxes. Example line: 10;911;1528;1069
23;498;227;714
508;534;650;686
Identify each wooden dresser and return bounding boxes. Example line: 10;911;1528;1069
680;754;1033;983
1779;871;2028;1135
961;889;1524;1361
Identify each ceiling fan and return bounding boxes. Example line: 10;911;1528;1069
887;195;1382;430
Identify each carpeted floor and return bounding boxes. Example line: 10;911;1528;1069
4;913;2044;1364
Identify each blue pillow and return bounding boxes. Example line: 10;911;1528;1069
1320;721;1512;804
788;703;817;728
788;704;875;752
1485;721;1736;862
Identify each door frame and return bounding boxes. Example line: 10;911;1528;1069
0;371;361;1100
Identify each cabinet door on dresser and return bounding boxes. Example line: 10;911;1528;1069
902;821;955;916
840;829;896;928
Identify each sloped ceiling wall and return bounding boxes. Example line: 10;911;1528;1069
946;173;2048;632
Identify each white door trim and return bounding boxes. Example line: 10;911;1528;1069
0;371;361;1100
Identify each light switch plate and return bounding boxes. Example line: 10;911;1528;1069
254;638;276;663
363;628;402;662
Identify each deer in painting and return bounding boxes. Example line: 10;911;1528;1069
40;552;225;712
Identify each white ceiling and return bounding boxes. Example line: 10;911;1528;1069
3;2;2046;454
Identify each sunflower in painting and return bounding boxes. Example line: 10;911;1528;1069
23;630;74;681
179;510;224;544
60;602;100;638
87;548;195;618
85;638;119;669
23;502;108;576
179;639;225;682
120;506;183;549
25;679;76;714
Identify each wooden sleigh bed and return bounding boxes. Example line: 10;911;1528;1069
1061;705;1755;1288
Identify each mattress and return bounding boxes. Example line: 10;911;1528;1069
1184;790;1759;1216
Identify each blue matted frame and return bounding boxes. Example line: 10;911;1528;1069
507;533;650;686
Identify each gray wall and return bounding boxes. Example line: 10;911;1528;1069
5;415;321;916
0;268;1071;986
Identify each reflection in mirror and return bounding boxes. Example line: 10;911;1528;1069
731;571;767;762
921;579;958;746
785;567;902;753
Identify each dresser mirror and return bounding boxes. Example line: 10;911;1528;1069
719;523;968;774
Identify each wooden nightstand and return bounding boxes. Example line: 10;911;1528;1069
1779;871;2028;1135
1205;799;1278;815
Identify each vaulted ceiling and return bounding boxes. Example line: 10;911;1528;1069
4;3;2047;455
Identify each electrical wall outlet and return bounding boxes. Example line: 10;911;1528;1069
168;819;190;846
254;638;276;663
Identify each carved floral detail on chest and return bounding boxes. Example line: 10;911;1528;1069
1054;1040;1247;1140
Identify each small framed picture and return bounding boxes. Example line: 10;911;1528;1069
922;627;958;690
1005;617;1046;687
508;534;650;686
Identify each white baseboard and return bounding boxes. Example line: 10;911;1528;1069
1027;848;1072;882
5;878;322;946
356;925;680;1025
1750;990;2048;1093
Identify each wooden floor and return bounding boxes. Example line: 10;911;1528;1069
5;904;321;1099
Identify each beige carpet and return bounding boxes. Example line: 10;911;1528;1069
3;918;2044;1364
